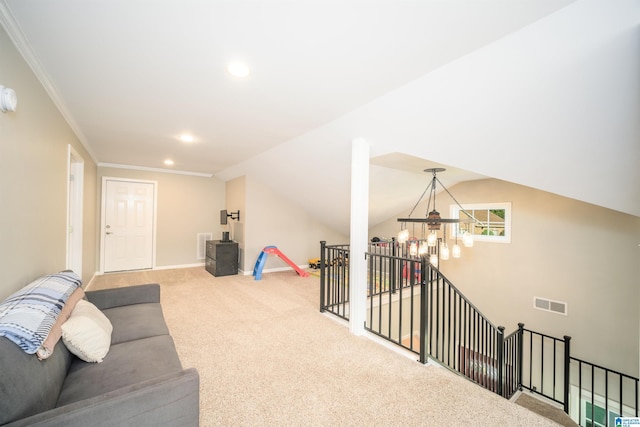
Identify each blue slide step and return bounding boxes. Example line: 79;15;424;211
252;250;268;280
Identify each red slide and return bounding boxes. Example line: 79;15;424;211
263;246;310;278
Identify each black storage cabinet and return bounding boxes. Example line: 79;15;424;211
205;240;239;277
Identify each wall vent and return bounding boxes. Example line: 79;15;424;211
197;232;213;260
533;296;568;316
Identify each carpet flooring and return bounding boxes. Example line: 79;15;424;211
89;267;563;426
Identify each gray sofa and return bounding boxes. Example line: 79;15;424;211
0;283;199;426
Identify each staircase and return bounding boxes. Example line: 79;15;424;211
515;393;579;427
319;241;639;427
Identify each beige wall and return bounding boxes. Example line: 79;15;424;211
241;175;347;273
370;178;640;376
97;167;225;269
0;25;97;298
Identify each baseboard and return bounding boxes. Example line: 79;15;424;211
83;272;99;292
154;263;205;271
85;263;205;291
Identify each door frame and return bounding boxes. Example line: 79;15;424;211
66;145;84;277
99;177;158;274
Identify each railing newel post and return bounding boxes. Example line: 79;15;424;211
390;238;397;294
419;255;428;364
563;335;571;414
497;326;505;396
517;323;524;392
319;241;326;313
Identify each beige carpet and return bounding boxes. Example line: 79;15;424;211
515;393;578;427
89;267;562;426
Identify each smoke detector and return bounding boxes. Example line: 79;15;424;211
0;86;17;113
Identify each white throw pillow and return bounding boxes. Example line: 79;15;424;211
61;299;113;363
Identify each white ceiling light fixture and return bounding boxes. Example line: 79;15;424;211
164;159;174;166
179;134;195;143
0;85;18;113
226;62;250;78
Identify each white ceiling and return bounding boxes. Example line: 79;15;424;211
5;0;637;236
1;0;575;174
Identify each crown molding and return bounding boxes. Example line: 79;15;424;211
0;1;99;164
98;162;213;178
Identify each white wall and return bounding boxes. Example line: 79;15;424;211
243;175;348;274
361;0;639;217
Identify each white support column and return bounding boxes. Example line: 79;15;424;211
349;137;369;336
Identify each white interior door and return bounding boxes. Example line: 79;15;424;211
103;179;155;272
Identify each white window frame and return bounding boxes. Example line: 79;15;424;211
450;202;512;244
570;385;636;426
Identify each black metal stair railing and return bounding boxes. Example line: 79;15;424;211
319;241;350;320
419;256;508;396
519;325;639;426
518;326;571;410
365;249;422;354
318;241;639;425
570;356;639;425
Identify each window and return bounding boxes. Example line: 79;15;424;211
585;401;619;427
450;202;511;244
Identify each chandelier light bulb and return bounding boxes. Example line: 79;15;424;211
409;241;418;256
427;231;438;247
429;254;438;267
463;231;474;248
418;241;428;255
398;228;409;244
452;244;462;258
440;243;450;260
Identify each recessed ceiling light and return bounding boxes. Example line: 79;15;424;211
164;159;174;166
226;62;250;78
179;134;194;143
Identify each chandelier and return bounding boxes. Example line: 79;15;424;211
397;168;479;266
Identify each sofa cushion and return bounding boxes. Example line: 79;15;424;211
0;337;72;425
61;299;113;363
57;334;183;407
101;302;170;345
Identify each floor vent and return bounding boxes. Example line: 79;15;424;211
197;233;213;260
533;296;568;316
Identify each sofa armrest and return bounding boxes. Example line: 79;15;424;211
85;283;161;310
5;368;199;427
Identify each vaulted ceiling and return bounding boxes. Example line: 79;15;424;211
2;0;638;235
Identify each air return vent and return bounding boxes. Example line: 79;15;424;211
197;233;213;260
533;296;568;316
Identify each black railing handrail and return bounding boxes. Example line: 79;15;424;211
522;327;565;342
324;243;350;249
570;355;640;383
365;251;415;263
